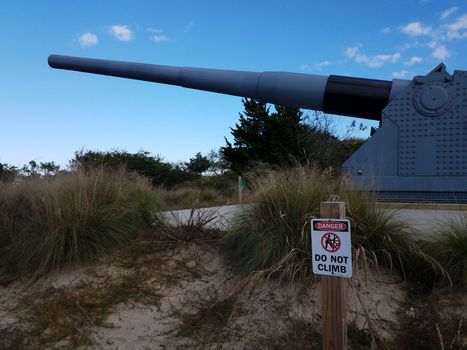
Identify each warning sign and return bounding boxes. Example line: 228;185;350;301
311;219;352;278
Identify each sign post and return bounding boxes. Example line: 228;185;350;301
312;202;350;350
238;176;244;204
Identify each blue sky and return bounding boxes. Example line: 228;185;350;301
1;0;467;168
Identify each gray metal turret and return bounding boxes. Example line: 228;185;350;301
48;55;467;202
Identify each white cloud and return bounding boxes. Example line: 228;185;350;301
345;46;400;68
108;25;134;41
184;21;195;32
78;32;98;47
150;34;168;43
392;70;409;79
404;56;423;66
446;14;467;40
147;28;168;43
345;46;359;57
300;64;311;71
381;27;391;33
432;45;449;60
401;21;432;36
440;7;458;20
314;60;331;70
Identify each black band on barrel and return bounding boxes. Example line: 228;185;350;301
323;75;392;121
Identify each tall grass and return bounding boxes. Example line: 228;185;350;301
157;186;229;210
0;168;164;278
427;216;467;289
344;191;447;288
224;166;337;280
224;166;442;282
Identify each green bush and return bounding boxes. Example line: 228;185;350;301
71;149;199;189
224;166;441;282
0;168;164;277
427;216;467;289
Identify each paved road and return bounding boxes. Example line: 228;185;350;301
386;208;466;234
160;204;248;231
162;204;466;235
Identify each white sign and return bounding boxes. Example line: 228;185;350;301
311;219;352;278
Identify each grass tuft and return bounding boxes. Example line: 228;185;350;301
344;191;446;284
154;206;223;242
224;166;335;281
157;186;232;210
176;297;236;338
224;166;443;285
0;167;164;278
427;216;467;290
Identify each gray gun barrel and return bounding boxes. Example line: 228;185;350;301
48;54;408;120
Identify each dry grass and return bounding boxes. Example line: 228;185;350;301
394;291;466;350
176;296;236;339
1;271;161;349
224;166;336;282
156;186;233;210
0;231;199;350
224;166;445;288
427;215;467;290
0;167;164;279
344;191;448;283
154;206;224;242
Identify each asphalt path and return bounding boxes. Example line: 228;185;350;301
161;204;466;235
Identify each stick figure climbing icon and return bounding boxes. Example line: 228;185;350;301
321;232;341;253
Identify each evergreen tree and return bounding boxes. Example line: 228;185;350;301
0;163;18;183
185;152;211;174
222;98;340;172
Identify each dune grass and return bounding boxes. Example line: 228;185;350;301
344;191;445;283
427;216;467;290
224;166;336;281
224;166;443;283
0;168;164;278
157;186;229;210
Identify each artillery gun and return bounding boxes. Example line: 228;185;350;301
48;55;467;202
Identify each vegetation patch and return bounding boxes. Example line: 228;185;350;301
155;206;224;242
345;191;446;284
157;186;233;210
176;297;236;339
0;269;161;350
0;167;163;279
394;285;466;350
265;319;322;350
224;166;442;287
427;216;467;290
224;166;336;281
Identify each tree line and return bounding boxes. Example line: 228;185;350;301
1;98;366;186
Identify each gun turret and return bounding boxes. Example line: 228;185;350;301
48;55;467;203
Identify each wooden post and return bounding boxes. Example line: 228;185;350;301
320;201;347;350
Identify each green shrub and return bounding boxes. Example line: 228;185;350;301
427;216;467;289
0;168;164;277
224;166;441;282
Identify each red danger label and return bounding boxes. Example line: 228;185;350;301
314;221;347;231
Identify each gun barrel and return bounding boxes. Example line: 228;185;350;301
48;54;405;120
